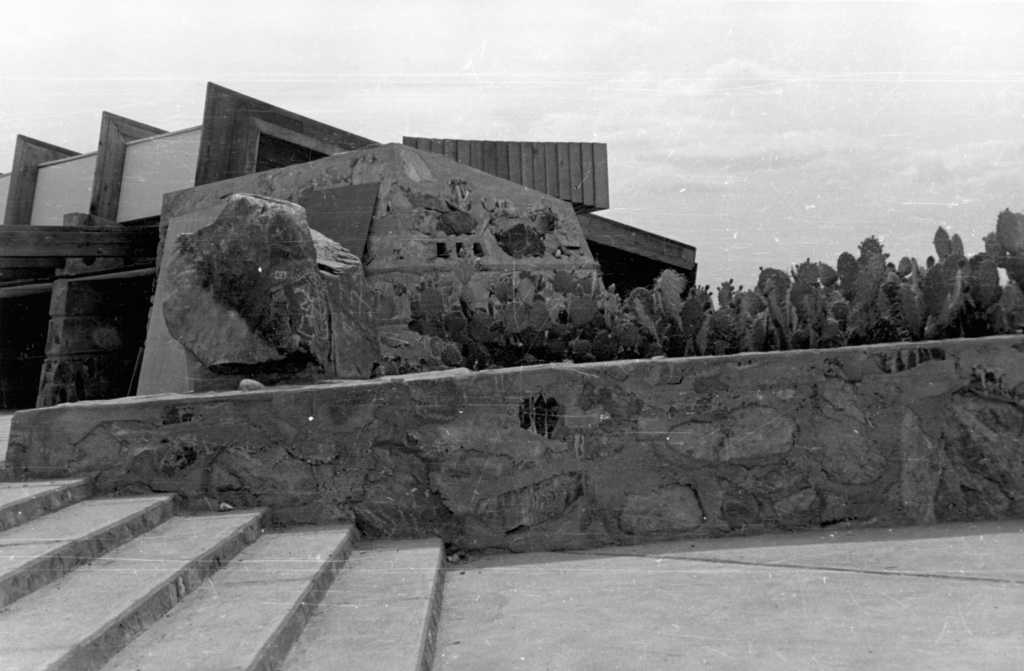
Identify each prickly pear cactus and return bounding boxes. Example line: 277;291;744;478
934;227;953;262
389;209;1022;374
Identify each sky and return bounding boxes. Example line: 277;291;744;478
1;1;1022;292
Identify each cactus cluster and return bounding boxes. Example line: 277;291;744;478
384;210;1024;373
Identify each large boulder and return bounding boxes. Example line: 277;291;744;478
163;193;379;379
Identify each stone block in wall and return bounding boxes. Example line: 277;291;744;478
36;276;152;408
36;353;138;407
44;316;130;357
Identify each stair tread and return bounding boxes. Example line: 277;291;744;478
0;510;263;671
102;525;355;671
282;538;445;671
0;495;176;607
0;479;90;532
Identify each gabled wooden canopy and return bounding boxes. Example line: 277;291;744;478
195;83;378;186
2;136;79;227
89;112;166;222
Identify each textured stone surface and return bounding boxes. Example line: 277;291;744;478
8;335;1024;552
163;194;332;369
157;143;600;376
162;194;379;382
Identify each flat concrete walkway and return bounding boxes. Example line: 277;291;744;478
435;520;1024;670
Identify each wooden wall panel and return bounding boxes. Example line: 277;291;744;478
593;143;610;210
482;141;497;175
496;142;509;180
569;143;583;204
30;154;96;227
581;143;595;207
521;143;534;189
444;139;458;161
118;128;201;222
533;142;546;193
401;136;610;211
470;141;483;170
544;143;559;197
508;143;522;185
556;143;571;201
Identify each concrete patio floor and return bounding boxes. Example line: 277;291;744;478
435;520;1024;670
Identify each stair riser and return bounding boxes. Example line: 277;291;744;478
0;499;175;608
0;480;91;532
251;534;355;671
49;515;262;671
419;561;447;671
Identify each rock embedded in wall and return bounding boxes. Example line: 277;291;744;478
162;193;379;381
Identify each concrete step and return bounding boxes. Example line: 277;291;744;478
0;509;264;671
0;494;176;607
282;538;446;671
101;524;355;671
0;479;91;532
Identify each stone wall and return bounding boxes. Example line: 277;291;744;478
8;335;1024;552
156;144;602;376
37;276;152;407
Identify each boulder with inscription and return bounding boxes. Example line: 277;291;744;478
162;193;379;379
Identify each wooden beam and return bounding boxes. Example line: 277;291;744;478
521;143;534;190
581;143;595;207
3;136;79;227
89;113;165;222
556;143;571;201
0;226;158;258
592;144;610;209
482;141;497;175
0;257;65;269
533;142;546;194
569;143;583;203
63;212;118;227
496;142;509;180
544;143;558;197
0;267;55;283
194;82;376;186
577;213;696;270
443;139;458;161
470;141;483;170
508;142;522;185
0;266;155;300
